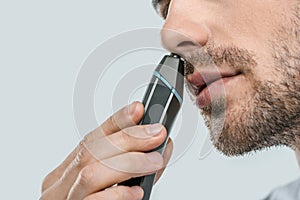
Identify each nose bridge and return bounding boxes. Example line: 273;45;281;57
160;1;211;55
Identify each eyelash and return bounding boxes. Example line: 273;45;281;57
161;1;171;19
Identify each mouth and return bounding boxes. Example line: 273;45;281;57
186;69;242;108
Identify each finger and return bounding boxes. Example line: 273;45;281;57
41;145;80;192
41;102;144;191
81;101;145;160
57;123;166;194
67;151;163;200
79;101;145;163
83;186;144;200
99;101;144;136
43;124;166;198
85;123;167;161
154;138;173;184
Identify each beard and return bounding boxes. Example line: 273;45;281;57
185;5;300;156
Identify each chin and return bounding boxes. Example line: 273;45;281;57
210;125;284;157
200;96;280;157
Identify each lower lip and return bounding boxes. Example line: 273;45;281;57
197;76;240;108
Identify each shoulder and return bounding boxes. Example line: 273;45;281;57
263;178;300;200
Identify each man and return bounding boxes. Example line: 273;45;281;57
40;0;300;199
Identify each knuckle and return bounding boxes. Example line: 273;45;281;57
119;130;133;145
74;147;93;169
82;131;94;144
40;189;56;200
77;166;95;187
41;175;51;192
41;172;56;192
113;186;134;199
39;195;47;200
99;115;118;135
128;102;143;123
109;115;120;130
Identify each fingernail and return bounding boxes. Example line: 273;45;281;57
145;123;163;136
131;186;144;197
146;152;163;164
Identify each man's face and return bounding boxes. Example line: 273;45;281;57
155;0;300;156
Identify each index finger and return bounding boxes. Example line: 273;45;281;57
98;101;144;136
85;101;144;146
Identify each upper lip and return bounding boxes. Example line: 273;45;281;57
186;68;242;96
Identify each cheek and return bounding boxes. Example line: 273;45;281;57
245;48;280;84
255;50;296;85
224;75;254;111
231;1;291;38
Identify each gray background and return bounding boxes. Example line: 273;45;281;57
0;0;299;199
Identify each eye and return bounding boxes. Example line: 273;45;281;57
161;1;171;19
154;0;171;19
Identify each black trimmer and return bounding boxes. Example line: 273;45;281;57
119;53;185;200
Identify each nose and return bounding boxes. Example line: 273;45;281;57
160;1;211;57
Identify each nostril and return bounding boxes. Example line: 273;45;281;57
177;41;197;47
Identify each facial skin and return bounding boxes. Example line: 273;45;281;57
155;0;300;156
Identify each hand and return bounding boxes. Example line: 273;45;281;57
40;102;173;200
